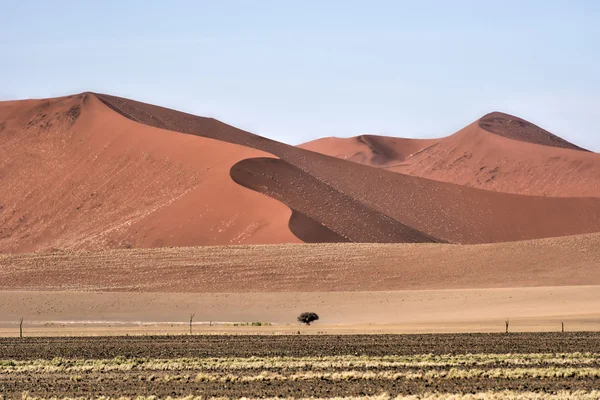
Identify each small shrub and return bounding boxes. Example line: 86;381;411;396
233;322;272;327
297;312;319;325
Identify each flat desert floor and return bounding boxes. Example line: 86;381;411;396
1;285;599;336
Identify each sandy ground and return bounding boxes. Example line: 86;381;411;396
2;237;600;292
1;286;599;336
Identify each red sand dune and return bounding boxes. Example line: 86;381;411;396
0;94;297;253
2;93;600;253
302;112;600;197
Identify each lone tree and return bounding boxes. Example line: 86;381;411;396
298;312;319;326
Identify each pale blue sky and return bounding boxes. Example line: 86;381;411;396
2;1;599;149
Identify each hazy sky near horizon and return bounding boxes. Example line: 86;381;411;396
2;1;599;150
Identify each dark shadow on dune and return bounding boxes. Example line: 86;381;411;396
357;135;400;165
479;112;588;152
230;157;441;243
289;211;350;243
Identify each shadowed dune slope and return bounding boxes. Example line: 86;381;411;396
302;113;600;197
230;157;439;243
0;94;299;253
96;93;600;244
1;233;600;292
479;112;588;151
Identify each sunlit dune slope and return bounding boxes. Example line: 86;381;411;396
0;93;297;252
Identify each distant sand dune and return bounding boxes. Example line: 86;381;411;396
302;113;600;197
